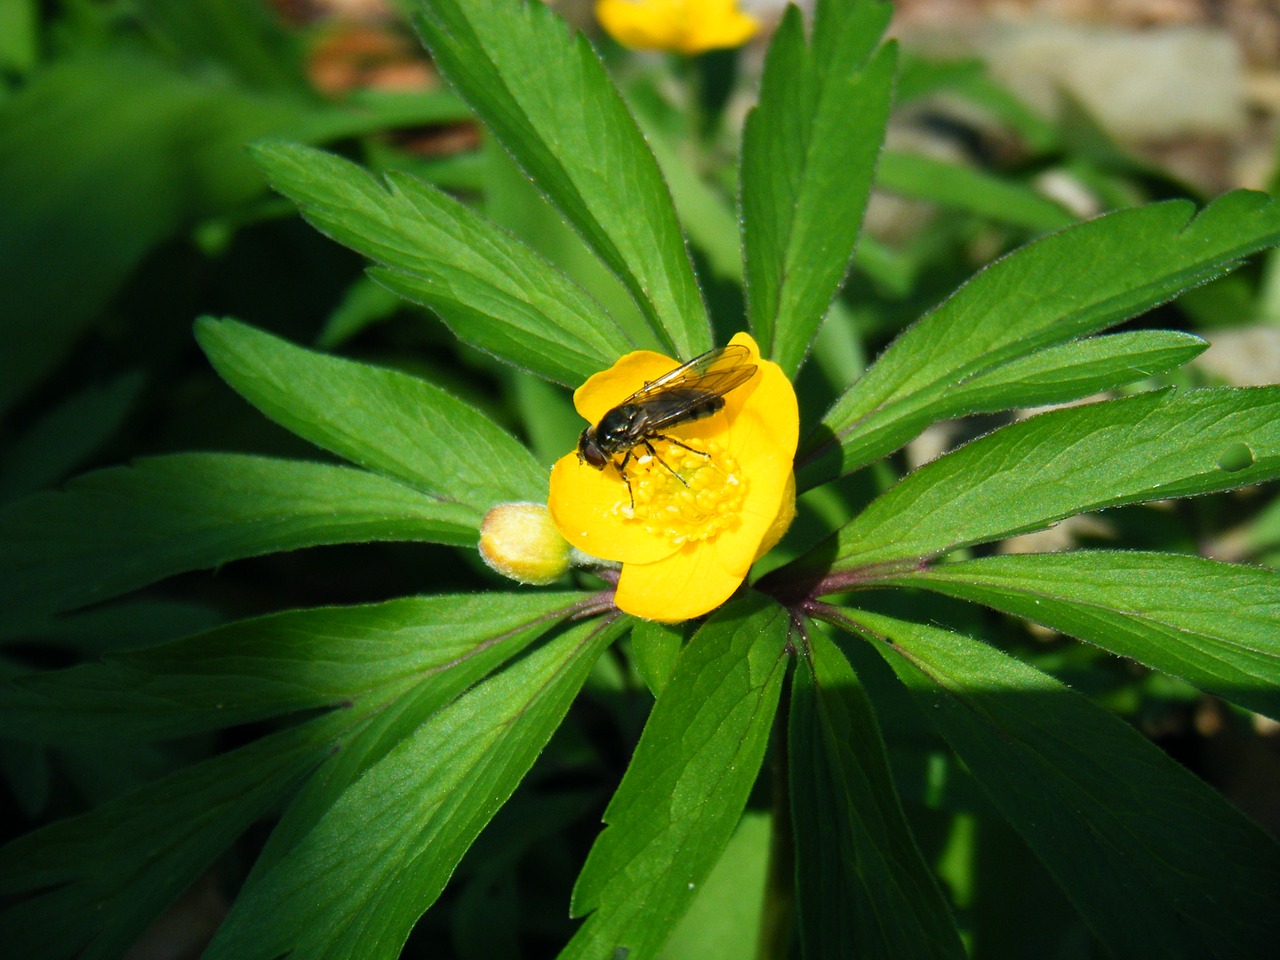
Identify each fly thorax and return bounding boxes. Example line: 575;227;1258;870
615;438;746;544
600;406;645;444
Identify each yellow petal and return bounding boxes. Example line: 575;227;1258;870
722;331;800;467
548;452;679;565
666;332;797;569
573;349;674;424
615;539;747;622
754;471;797;562
692;462;788;579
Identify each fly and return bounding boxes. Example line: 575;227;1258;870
577;344;757;507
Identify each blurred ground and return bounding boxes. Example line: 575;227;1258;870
887;0;1280;388
891;0;1279;193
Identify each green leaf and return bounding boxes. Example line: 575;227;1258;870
801;190;1280;484
887;551;1280;720
316;275;403;349
832;609;1280;959
0;371;144;503
0;0;36;74
509;371;580;467
780;387;1280;584
655;812;771;960
834;329;1199;437
876;151;1076;232
0;52;458;414
740;1;896;375
0;711;347;960
637;111;743;286
0;453;475;625
562;597;789;960
252;594;589;876
790;627;965;960
629;619;684;698
0;592;587;742
251;141;634;384
937;330;1205;414
204;614;624;960
478;142;654;350
136;0;305;91
196;317;546;508
413;0;711;358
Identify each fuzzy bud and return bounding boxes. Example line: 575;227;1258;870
479;502;573;585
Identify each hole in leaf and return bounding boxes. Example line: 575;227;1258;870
1217;442;1255;473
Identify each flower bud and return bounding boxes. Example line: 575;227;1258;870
479;502;573;585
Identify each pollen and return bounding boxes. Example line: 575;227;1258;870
615;439;746;545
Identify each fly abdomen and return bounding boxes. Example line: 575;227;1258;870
682;394;725;422
636;388;725;426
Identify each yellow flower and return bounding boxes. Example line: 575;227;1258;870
549;332;798;622
595;0;759;55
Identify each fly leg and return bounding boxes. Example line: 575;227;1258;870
614;449;636;510
642;439;691;488
653;434;710;459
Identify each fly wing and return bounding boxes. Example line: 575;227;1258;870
626;344;757;405
622;344;758;433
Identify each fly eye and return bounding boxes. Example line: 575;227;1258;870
578;431;607;468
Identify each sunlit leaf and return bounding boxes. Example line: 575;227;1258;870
829;609;1280;960
791;627;964;959
802;190;1280;485
888;551;1280;719
414;0;710;357
741;0;895;375
562;597;789;959
252;142;633;384
776;387;1280;587
204;615;625;960
1;592;587;741
629;619;684;698
197;317;546;508
0;453;475;625
935;330;1205;413
655;813;771;960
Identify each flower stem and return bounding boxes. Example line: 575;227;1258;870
757;558;927;607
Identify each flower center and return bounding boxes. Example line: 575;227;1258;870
614;438;746;545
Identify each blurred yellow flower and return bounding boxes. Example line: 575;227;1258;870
550;332;797;622
595;0;759;55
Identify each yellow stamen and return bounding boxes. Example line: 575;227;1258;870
613;439;746;545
